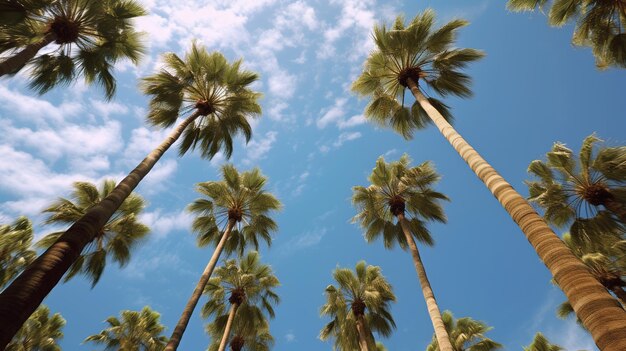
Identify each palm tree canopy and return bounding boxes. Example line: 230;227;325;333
525;134;626;242
0;216;36;289
201;251;280;324
188;164;281;255
139;42;262;159
319;261;396;351
6;304;65;351
426;311;502;351
352;154;448;249
523;332;564;351
206;311;274;351
84;306;168;351
352;9;484;139
0;0;147;98
507;0;626;69
37;179;150;287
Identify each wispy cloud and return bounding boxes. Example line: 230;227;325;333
279;227;327;255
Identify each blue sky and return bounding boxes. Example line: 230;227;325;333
0;0;623;350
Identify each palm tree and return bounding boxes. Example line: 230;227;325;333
425;311;502;351
201;251;280;351
507;0;626;69
0;216;36;289
352;10;626;349
0;43;262;348
37;179;149;287
526;134;626;240
206;311;274;351
85;306;168;351
165;166;280;350
352;155;452;351
0;0;146;98
319;261;396;351
5;305;65;351
523;332;564;351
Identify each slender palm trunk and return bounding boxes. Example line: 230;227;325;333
398;214;453;351
164;219;236;351
355;316;372;351
0;112;201;349
0;33;55;77
408;78;626;350
218;303;239;351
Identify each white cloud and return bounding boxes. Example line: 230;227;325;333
338;114;366;129
139;208;192;240
285;332;296;343
280;227;327;255
243;131;278;165
89;99;129;118
317;98;347;129
333;131;362;148
0;85;82;126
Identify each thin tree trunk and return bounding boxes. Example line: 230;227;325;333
0;32;55;76
217;303;239;351
397;214;453;351
164;219;236;351
0;112;201;349
408;78;626;351
355;316;372;351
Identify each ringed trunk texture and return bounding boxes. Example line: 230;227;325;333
0;112;201;349
217;303;239;351
398;214;453;351
0;33;55;76
408;78;626;351
164;219;236;351
355;316;372;351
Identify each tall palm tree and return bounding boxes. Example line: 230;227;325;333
425;311;502;351
523;332;564;351
6;305;65;351
0;0;147;98
352;155;452;351
352;10;626;349
526;134;626;239
319;261;396;351
507;0;626;69
0;43;262;348
201;251;280;351
0;216;36;289
85;306;168;351
206;310;274;351
37;179;149;287
165;166;280;350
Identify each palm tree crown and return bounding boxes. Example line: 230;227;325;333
507;0;626;69
206;314;274;351
6;305;66;351
0;216;36;289
85;306;168;351
37;179;149;286
352;154;448;248
202;251;280;350
319;261;396;351
526;134;626;241
523;332;564;351
425;311;502;351
352;9;484;139
140;43;262;159
188;164;281;255
0;0;146;98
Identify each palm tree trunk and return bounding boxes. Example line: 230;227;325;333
407;78;626;350
397;214;453;351
164;219;236;351
218;303;239;351
355;316;372;351
0;112;202;349
0;32;55;76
